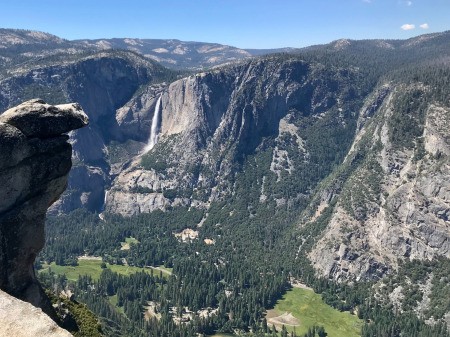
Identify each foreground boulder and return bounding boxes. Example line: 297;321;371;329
0;289;73;337
0;99;88;318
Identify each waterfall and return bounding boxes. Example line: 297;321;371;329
144;95;162;153
99;189;108;220
103;190;108;208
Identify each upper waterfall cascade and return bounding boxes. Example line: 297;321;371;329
144;95;162;152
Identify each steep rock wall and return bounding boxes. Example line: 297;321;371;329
0;99;88;314
106;57;362;215
307;84;450;281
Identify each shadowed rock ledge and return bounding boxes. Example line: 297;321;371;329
0;99;88;326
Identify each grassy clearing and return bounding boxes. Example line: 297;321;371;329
40;260;152;282
108;294;125;314
147;265;173;276
267;287;362;337
120;236;140;250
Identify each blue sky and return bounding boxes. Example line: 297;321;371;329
1;0;449;48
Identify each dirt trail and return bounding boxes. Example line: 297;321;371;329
267;311;300;327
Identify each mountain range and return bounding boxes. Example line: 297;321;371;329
0;28;294;70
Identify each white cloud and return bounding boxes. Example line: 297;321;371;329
362;0;371;3
420;23;429;29
401;24;415;30
406;1;412;6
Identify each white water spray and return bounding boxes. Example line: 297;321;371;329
144;95;162;152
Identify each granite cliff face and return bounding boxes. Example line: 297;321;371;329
307;84;450;281
105;57;363;215
0;99;88;315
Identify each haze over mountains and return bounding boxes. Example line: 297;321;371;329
1;28;449;336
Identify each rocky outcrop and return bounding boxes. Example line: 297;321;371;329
0;99;88;315
307;84;450;281
0;289;73;337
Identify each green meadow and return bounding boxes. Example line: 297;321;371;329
120;236;140;250
40;259;159;282
267;287;362;337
